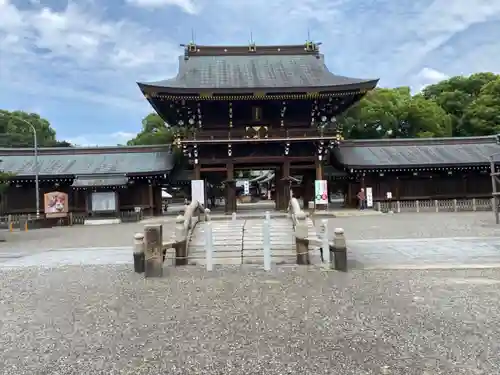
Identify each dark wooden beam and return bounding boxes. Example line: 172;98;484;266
197;156;316;165
200;167;227;172
181;136;336;145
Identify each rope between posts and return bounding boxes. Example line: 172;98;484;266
157;249;341;260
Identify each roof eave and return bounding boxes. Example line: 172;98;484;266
345;162;493;170
139;80;379;96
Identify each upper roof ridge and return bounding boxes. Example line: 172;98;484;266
181;43;321;57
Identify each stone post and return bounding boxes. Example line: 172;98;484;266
144;224;163;278
263;218;271;271
294;211;310;265
133;232;145;273
174;215;187;266
205;221;213;271
204;208;211;222
332;227;347;272
321;219;331;266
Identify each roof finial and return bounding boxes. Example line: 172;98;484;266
305;29;316;52
249;31;256;52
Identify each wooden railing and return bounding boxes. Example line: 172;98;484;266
375;198;493;213
182;127;340;141
0;209;144;231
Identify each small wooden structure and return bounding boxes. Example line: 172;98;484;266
0;145;174;217
333;136;500;207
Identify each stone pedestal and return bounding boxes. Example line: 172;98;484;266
144;224;163;278
294;212;310;265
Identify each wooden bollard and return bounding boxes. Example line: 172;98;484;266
144;224;163;278
173;215;187;266
294;211;310;265
133;232;145;273
332;228;347;272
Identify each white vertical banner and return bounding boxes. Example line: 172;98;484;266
243;180;250;195
314;180;328;205
366;187;373;208
191;180;205;205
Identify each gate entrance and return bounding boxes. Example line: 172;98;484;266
138;41;378;214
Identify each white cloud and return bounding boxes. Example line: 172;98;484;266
1;0;500;145
126;0;198;13
65;132;137;146
0;1;180;111
412;67;450;91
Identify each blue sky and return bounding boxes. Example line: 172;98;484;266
1;0;499;146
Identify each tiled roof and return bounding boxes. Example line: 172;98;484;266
0;145;173;177
139;53;378;93
335;136;500;168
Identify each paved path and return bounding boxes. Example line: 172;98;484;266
1;212;500;269
349;237;500;269
2;236;500;270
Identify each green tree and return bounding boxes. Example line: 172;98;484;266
339;87;452;139
127;113;188;167
127;113;175;145
421;72;499;136
462;77;500;135
0;110;72;147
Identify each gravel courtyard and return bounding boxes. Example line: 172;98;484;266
325;211;500;240
1;265;499;374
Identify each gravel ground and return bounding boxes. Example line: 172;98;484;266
325;212;500;240
0;219;178;254
1;265;499;374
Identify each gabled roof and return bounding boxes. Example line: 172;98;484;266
0;145;173;177
138;44;378;94
335;136;500;169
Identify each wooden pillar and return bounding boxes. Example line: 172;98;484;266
84;190;89;214
225;162;236;214
281;160;291;211
315;159;324;180
303;171;314;210
194;164;201;180
148;183;154;216
73;189;79;212
274;166;282;211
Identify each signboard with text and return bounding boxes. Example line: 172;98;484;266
314;180;328;205
191;180;205;205
366;187;373;208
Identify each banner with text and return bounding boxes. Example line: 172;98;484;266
191;180;205;205
314;180;328;205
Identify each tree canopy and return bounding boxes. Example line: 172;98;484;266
0;110;72;148
338;87;453;139
126;113;174;146
421;72;500;136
